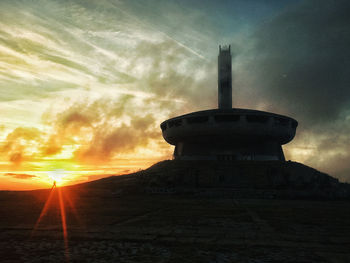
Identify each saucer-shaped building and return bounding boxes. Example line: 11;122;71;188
161;46;298;161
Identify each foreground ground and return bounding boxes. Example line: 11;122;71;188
0;172;350;263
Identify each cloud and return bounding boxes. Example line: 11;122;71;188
40;95;165;163
4;173;37;179
0;0;215;110
291;119;350;182
0;0;142;102
235;0;350;124
0;127;43;165
233;0;350;181
115;38;217;114
0;0;201;170
1;0;347;184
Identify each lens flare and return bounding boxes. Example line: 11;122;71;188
58;187;70;262
31;185;76;262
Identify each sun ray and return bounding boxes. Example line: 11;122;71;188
31;175;78;261
31;186;55;236
64;189;84;227
58;187;70;262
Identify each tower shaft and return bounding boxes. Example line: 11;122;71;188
218;45;232;109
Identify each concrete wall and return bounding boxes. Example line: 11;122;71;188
218;46;232;109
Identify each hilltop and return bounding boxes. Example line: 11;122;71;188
1;160;350;262
73;160;350;200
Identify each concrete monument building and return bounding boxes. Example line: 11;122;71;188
160;45;298;161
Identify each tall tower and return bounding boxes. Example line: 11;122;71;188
161;45;297;161
218;45;232;109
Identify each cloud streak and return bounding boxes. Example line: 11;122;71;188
4;173;37;179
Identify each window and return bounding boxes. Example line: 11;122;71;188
246;115;269;123
186;116;208;124
214;114;240;122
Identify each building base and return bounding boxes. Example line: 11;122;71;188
174;140;285;161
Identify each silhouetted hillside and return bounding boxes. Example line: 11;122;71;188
73;160;350;200
1;161;350;262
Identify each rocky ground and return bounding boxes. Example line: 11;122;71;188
0;160;350;262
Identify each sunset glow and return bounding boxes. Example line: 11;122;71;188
1;0;349;190
47;170;67;186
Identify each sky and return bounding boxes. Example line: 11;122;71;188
0;0;349;190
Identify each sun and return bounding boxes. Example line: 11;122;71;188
47;169;67;186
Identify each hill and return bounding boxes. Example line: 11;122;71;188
76;160;350;199
0;160;350;262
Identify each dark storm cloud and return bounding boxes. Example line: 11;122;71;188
236;0;350;124
234;0;350;181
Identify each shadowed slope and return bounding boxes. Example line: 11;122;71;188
67;160;350;199
0;161;350;262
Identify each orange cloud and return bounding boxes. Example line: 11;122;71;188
1;127;42;165
39;96;162;163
